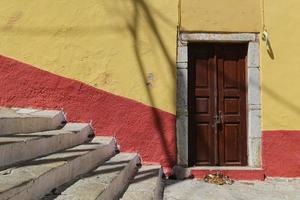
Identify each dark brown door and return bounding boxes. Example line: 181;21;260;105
188;43;247;166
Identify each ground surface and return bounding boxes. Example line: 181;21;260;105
164;178;300;200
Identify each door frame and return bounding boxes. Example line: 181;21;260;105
176;33;261;167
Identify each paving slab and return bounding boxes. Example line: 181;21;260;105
164;178;300;200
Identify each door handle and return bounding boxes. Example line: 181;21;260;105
218;111;223;126
212;111;223;128
212;114;220;128
215;115;221;124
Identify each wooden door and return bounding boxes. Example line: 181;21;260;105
188;43;247;166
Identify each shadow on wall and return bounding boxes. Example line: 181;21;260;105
260;36;300;127
121;0;176;168
262;32;275;60
0;0;178;169
0;54;177;168
102;0;177;168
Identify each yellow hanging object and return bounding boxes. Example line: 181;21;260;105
262;30;271;51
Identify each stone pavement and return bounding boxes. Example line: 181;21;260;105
164;178;300;200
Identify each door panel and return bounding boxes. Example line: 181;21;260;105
195;123;211;165
188;43;247;166
224;97;240;114
217;44;247;166
188;44;216;166
223;123;240;164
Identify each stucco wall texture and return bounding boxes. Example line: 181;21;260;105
2;0;297;131
260;1;300;177
0;0;178;114
0;0;179;169
261;0;300;130
0;55;177;169
0;0;300;177
180;0;261;32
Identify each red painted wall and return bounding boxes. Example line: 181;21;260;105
263;131;300;177
0;55;176;168
2;55;300;178
191;131;300;180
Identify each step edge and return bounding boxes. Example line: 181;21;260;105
121;165;164;200
0;110;66;135
96;153;141;200
0;124;93;169
0;138;116;200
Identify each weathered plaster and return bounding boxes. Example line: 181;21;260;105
262;0;300;130
0;55;177;168
263;131;300;177
0;0;178;114
180;0;261;32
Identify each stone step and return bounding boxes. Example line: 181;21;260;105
0;137;116;200
49;153;141;200
0;108;66;135
121;165;164;200
0;123;94;170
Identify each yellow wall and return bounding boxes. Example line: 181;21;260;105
1;0;300;130
180;0;261;32
261;0;300;130
179;0;300;130
0;0;178;114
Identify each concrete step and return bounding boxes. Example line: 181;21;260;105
121;165;164;200
49;153;141;200
0;123;94;170
0;137;116;200
0;108;66;135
